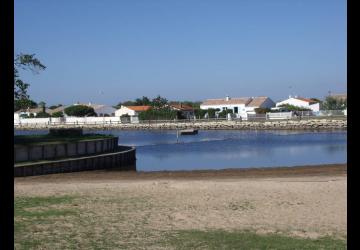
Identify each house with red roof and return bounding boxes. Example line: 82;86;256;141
275;96;320;112
168;103;195;119
115;105;152;117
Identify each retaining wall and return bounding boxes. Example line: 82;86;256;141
15;137;118;163
14;146;136;177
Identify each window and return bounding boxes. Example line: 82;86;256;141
222;107;226;111
234;107;238;113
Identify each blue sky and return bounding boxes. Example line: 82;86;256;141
15;0;346;106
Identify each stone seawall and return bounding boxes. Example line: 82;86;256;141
15;118;347;131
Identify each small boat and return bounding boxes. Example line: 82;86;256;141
179;129;198;135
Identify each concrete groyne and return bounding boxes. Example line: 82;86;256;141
15;118;347;131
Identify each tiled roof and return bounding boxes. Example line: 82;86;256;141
125;106;152;111
169;103;194;111
201;96;269;107
48;106;66;114
294;97;318;104
201;97;250;106
246;97;269;107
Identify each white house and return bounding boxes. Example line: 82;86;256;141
115;105;152;117
275;96;320;112
15;107;51;117
200;96;275;119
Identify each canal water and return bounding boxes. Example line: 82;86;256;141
15;129;347;172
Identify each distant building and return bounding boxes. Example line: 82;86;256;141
115;105;152;117
15;107;51;117
168;103;195;119
75;102;116;116
200;96;275;119
329;93;347;101
275;96;320;112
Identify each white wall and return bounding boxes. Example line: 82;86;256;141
200;104;246;113
115;106;136;116
276;98;319;112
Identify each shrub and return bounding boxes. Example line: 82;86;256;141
64;105;97;117
194;109;208;119
254;108;271;114
138;108;177;120
36;112;50;118
51;111;64;117
277;104;311;111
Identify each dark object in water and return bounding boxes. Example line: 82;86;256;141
179;129;198;135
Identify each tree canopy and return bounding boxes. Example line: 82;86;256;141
14;53;46;101
321;96;347;110
64;105;97;117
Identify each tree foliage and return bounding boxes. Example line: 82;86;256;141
51;111;64;117
36;112;50;118
14;53;46;101
64;105;97;117
151;95;168;109
138;108;177;120
254;108;271;114
14;99;38;111
277;104;311;111
321;96;347;110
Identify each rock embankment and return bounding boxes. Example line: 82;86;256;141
15;118;347;130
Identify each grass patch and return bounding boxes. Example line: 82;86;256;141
15;195;78;249
14;134;114;145
162;230;346;250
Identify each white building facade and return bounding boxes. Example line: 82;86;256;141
275;97;320;112
200;96;275;119
115;106;152;117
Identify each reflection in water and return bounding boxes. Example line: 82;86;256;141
14;129;347;172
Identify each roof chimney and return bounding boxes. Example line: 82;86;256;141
88;102;92;106
289;95;292;99
226;95;230;101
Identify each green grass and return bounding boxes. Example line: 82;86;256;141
161;230;346;250
14;196;346;249
15;196;78;249
14;134;114;145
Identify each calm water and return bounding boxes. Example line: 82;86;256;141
15;129;347;172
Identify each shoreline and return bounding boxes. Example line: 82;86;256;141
14;118;347;131
15;163;347;181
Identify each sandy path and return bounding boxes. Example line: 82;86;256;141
14;164;347;240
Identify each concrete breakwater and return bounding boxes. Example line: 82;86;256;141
15;118;347;131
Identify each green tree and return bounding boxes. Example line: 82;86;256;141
64;105;97;117
277;104;311;111
36;112;50;118
321;96;347;110
38;101;46;113
254;108;271;114
51;111;64;117
135;96;151;106
14;53;46;101
151;95;168;109
14;99;38;111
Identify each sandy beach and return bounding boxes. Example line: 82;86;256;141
15;164;347;246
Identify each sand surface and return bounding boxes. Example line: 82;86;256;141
14;164;347;240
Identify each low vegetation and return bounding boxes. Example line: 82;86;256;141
14;194;346;249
